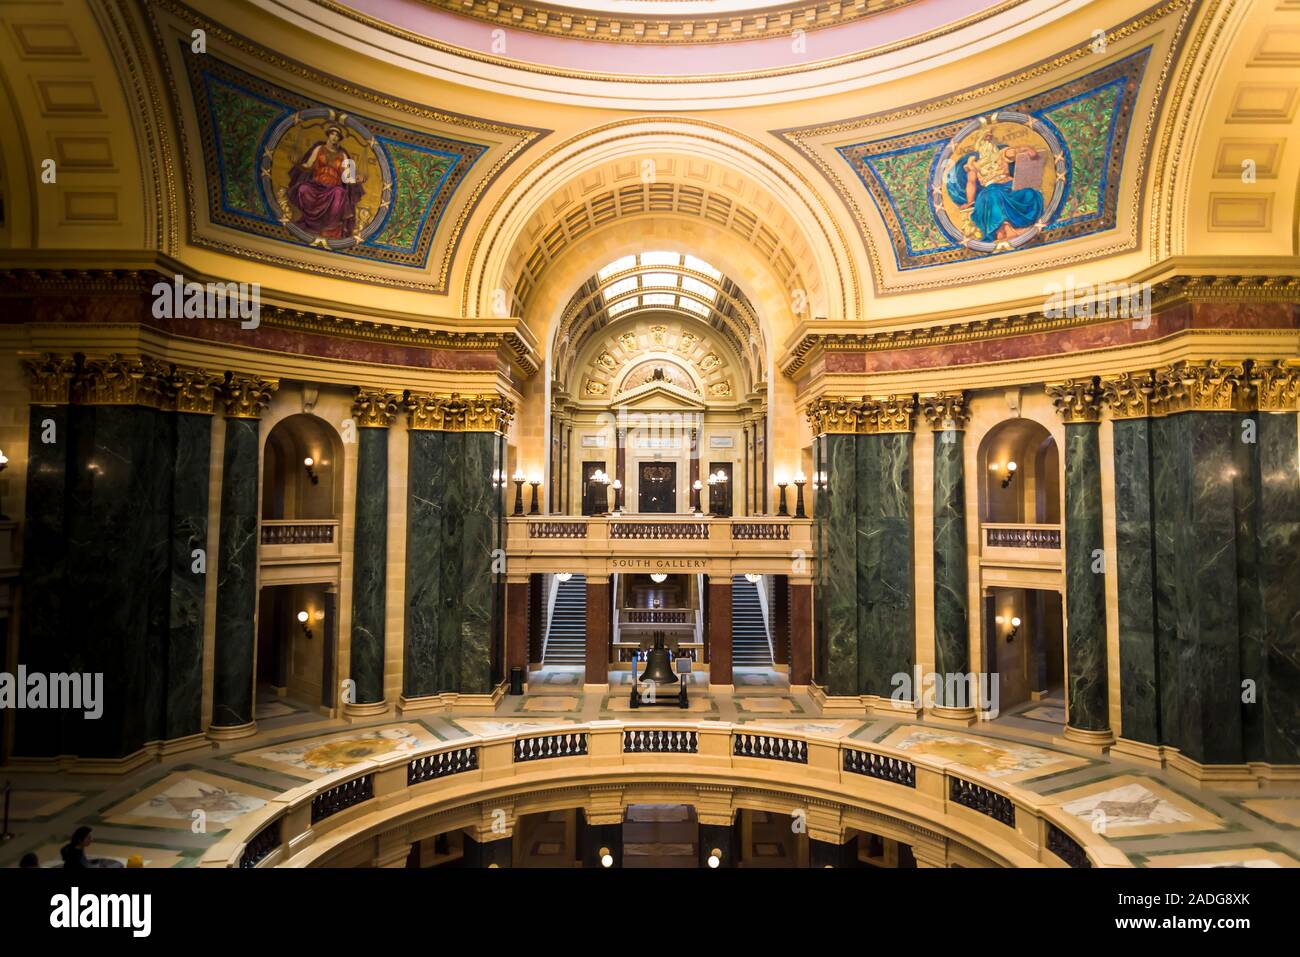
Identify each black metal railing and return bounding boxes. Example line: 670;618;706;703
733;732;807;763
513;732;589;762
310;774;374;824
238;819;282;868
843;748;916;787
408;746;479;785
949;777;1015;826
623;729;698;754
1046;822;1092;868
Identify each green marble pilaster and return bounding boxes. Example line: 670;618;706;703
436;433;466;691
349;427;388;705
823;434;859;696
1256;412;1300;762
456;432;498;694
1112;418;1159;745
1063;422;1110;734
15;405;71;757
166;413;212;740
404;429;445;697
932;430;969;687
1234;414;1266;761
812;436;829;683
211;416;262;730
1151;412;1242;764
858;433;915;697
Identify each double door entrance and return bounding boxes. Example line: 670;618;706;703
637;462;676;513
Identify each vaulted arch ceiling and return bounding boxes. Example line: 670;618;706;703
552;251;764;393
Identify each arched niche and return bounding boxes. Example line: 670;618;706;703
261;413;345;521
976;418;1061;526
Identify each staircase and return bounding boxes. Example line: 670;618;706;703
544;574;587;666
731;575;772;667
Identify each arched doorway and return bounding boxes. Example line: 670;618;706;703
976;419;1065;719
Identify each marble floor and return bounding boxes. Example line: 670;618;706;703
2;671;1298;869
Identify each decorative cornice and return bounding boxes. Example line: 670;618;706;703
21;353;76;405
352;389;402;428
1248;359;1300;413
407;0;921;46
805;394;916;434
919;392;969;431
170;366;226;415
1155;360;1250;415
72;355;170;409
1047;378;1103;424
780;274;1300;378
221;374;279;419
404;392;515;433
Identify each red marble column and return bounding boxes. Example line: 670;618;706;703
789;583;812;686
585;577;610;685
708;578;732;686
506;581;529;677
772;575;790;666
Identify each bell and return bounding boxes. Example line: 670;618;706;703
637;631;678;685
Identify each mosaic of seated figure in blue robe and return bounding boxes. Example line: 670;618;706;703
945;133;1045;243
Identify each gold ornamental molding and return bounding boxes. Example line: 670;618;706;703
1047;379;1104;424
221;374;279;420
22;352;228;414
805;394;916;435
779;274;1300;379
919;392;969;431
404;392;515;433
21;354;77;405
352;390;402;428
410;0;919;46
1098;359;1299;419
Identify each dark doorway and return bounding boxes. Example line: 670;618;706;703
638;462;677;513
581;460;607;516
708;461;733;517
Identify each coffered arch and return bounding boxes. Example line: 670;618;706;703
464;118;864;337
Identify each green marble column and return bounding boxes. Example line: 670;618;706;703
1112;416;1159;745
1051;379;1111;740
165;410;215;741
857;430;915;697
1255;409;1300;762
403;394;510;699
210;376;276;734
15;359;73;757
349;392;397;707
925;396;970;698
822;432;859;696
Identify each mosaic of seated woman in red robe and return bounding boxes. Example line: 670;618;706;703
287;125;364;240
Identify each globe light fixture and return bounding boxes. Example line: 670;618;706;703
303;456;319;485
651;573;667;583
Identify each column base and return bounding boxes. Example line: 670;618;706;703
1062;725;1115;749
583;682;610;695
343;699;390;720
1109;737;1165;768
207;720;257;742
926;705;979;727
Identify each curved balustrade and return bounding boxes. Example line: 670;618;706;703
201;721;1126;870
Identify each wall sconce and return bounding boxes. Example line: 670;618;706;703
303;457;319;485
707;848;722;869
775;473;789;517
0;447;8;520
528;473;542;515
598;846;614;868
995;614;1021;642
1001;461;1018;489
296;610;314;640
793;470;807;519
